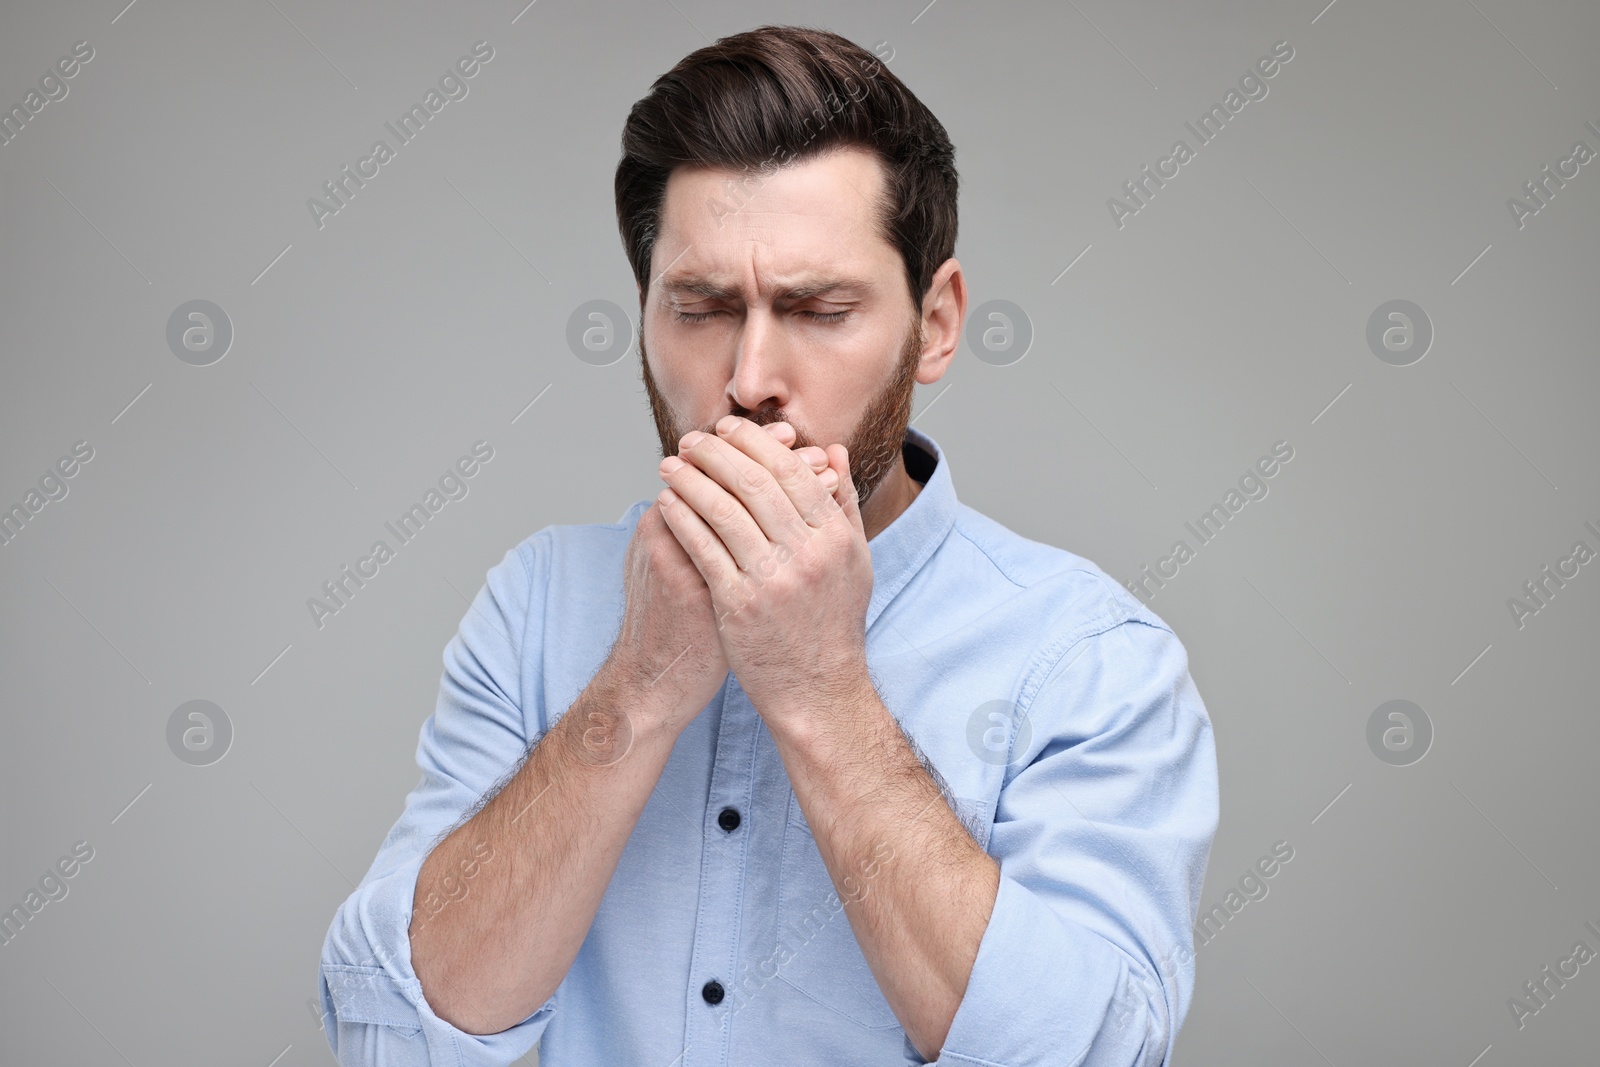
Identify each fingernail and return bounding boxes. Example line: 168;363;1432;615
660;456;686;474
680;431;705;449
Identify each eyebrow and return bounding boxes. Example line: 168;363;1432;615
659;275;873;303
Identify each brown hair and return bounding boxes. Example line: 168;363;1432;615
614;25;958;317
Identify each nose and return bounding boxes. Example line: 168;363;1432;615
725;308;790;415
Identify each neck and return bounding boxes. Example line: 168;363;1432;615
860;461;922;542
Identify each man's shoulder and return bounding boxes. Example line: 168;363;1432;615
506;500;649;571
945;501;1172;640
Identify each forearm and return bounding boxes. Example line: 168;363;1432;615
409;665;682;1035
769;682;1000;1061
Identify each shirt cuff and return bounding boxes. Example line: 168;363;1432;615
934;872;1166;1067
319;849;557;1066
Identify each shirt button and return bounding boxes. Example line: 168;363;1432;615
702;979;725;1005
717;807;741;832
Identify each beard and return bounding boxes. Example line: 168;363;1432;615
638;313;924;510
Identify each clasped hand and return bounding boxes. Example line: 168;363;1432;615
656;415;874;723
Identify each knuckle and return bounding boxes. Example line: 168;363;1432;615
796;540;827;577
739;464;768;493
690;531;718;557
761;483;791;517
773;454;808;488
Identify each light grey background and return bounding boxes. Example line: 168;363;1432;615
2;0;1597;1064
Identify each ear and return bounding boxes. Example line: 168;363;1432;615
917;258;967;385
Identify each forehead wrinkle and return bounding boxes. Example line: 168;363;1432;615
655;155;894;303
659;271;875;304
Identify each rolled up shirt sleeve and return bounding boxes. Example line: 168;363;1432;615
318;533;558;1066
935;601;1219;1067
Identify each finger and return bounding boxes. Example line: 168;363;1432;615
655;486;739;592
658;454;768;573
656;433;821;569
826;443;864;538
642;499;698;571
708;416;839;535
741;421;825;469
674;424;810;545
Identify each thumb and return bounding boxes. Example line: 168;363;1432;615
827;443;865;537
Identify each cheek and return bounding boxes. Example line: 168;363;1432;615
785;374;854;439
645;334;719;399
674;369;732;424
794;357;870;427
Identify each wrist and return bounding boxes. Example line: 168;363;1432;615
763;668;878;752
588;658;694;745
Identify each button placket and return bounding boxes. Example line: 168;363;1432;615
680;681;759;1066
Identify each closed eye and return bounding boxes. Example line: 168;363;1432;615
671;309;853;324
671;310;720;324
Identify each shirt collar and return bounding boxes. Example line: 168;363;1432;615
863;424;957;630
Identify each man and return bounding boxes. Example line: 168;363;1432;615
319;24;1217;1067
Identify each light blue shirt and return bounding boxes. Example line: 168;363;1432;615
318;425;1219;1066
